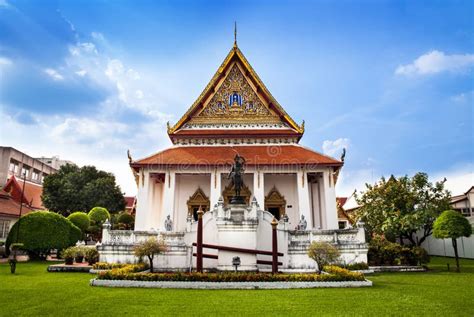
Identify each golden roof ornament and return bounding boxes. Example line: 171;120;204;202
234;21;237;48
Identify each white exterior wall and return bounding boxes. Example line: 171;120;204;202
296;170;312;229
323;170;338;230
134;169;150;231
309;176;324;229
264;173;299;226
174;174;211;231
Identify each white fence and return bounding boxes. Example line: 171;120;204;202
418;217;474;259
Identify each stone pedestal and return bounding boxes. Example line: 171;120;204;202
216;204;258;271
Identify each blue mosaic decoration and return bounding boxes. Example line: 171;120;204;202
229;92;243;107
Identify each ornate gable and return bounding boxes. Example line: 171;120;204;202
168;44;304;134
189;63;281;125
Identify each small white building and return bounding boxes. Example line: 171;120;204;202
99;39;368;271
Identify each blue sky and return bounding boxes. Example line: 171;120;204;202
0;0;472;196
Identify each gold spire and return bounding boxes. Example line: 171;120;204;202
234;21;237;47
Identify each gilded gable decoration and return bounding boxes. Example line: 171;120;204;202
191;64;278;124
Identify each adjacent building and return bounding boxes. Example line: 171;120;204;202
0;146;58;187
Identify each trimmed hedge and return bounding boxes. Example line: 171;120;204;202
97;265;365;282
93;262;133;270
88;207;110;224
67;212;90;233
6;211;81;258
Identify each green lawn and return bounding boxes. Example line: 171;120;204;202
0;257;473;316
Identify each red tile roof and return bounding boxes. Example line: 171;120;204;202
336;197;348;207
132;145;342;168
0;189;35;217
3;176;44;209
124;196;135;208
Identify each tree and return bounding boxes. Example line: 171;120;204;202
307;241;340;273
42;164;126;215
133;238;167;273
433;210;472;272
67;212;90;237
356;173;451;246
6;211;82;259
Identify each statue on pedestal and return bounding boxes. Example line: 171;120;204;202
164;214;173;231
296;215;307;231
228;154;246;204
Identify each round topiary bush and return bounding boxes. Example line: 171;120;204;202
6;211;82;259
117;212;134;229
67;212;90;233
88;207;110;225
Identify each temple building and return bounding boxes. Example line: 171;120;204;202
99;36;368;270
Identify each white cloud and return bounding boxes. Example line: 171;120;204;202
396;50;474;76
44;68;64;80
75;69;87;77
451;90;474;104
431;163;474;196
0;0;10;8
0;56;12;66
322;138;350;157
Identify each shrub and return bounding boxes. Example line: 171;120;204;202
307;241;340;273
368;235;430;266
61;247;75;265
93;262;131;270
117;212;134;230
338;262;369;270
134;238;167;273
85;248;100;265
97;265;365;282
67;212;90;234
88;207;110;225
6;211;82;259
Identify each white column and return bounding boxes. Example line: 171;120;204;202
135;169;150;231
210;168;221;209
296;170;311;227
162;170;176;231
323;169;338;230
253;170;264;209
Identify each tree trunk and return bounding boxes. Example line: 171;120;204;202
148;255;154;273
452;238;460;273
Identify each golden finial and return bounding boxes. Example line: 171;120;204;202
234;21;237;47
166;121;171;133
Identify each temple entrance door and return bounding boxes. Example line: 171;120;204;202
264;187;286;220
187;188;210;221
268;207;280;220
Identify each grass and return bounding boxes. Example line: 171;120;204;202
0;256;473;316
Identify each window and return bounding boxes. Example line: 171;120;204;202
9;161;19;173
21;166;30;178
32;170;39;181
338;221;348;229
0;220;11;239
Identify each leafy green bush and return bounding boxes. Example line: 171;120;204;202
6;211;82;259
368;235;430;266
97;265;365;282
307;241;340;273
61;247;75;265
335;262;369;270
93;262;131;270
67;212;90;234
117;212;134;230
85;248;99;265
88;207;110;225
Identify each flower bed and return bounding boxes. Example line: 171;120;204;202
92;262;144;270
96;265;365;283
